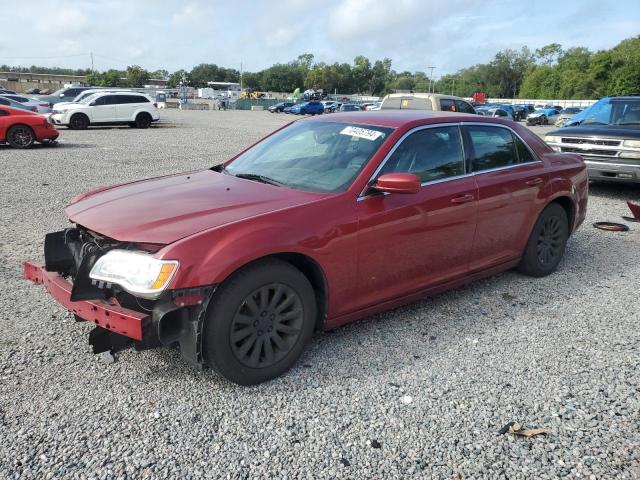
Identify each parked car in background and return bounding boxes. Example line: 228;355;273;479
38;86;98;107
0;88;17;95
339;103;363;112
381;93;476;114
268;102;295;113
497;104;518;120
554;107;584;126
366;102;381;111
25;88;41;94
0;95;38;112
0;94;52;113
324;102;342;113
360;103;374;110
545;96;640;183
512;105;528;121
0;105;59;148
53;89;113;109
287;101;324;115
475;106;514;120
50;92;159;129
526;108;561;125
24;110;587;384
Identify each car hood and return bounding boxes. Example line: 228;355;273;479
546;125;640;139
65;169;326;244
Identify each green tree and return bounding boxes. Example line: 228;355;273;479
126;65;150;87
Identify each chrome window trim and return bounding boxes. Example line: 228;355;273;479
358;121;542;200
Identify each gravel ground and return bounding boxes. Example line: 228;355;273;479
1;110;639;479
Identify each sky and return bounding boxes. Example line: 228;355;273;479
0;0;638;77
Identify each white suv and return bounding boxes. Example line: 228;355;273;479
51;92;160;129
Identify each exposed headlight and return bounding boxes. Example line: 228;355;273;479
545;135;561;143
623;139;640;148
89;250;178;299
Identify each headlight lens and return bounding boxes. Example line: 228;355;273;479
623;139;640;148
89;250;178;299
545;135;561;143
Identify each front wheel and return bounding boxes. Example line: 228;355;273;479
134;112;152;129
69;113;89;130
6;125;35;148
204;259;317;385
518;203;569;277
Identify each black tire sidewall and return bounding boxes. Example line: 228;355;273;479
518;203;569;277
135;113;151;128
7;125;35;148
70;114;88;130
203;259;317;385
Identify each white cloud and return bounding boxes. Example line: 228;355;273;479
266;27;302;48
329;0;419;40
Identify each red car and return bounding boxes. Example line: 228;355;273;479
24;111;588;384
0;105;59;148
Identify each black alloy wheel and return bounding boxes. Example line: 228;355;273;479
537;215;563;266
203;258;316;385
6;125;35;148
230;283;304;369
518;203;568;277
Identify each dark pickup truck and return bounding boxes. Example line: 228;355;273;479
545;96;640;183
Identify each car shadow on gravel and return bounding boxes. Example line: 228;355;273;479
0;143;96;150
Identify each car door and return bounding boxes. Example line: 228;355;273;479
354;125;478;309
115;95;141;121
462;124;546;271
90;95;118;122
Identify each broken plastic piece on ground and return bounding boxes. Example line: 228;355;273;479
593;222;630;232
627;200;640;220
622;216;640;223
498;421;549;438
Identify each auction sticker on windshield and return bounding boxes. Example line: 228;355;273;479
340;126;384;141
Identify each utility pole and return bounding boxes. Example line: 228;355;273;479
451;79;455;95
90;52;94;73
427;66;435;93
240;62;243;91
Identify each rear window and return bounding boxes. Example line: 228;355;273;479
381;97;433;110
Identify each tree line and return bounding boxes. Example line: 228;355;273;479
3;36;638;99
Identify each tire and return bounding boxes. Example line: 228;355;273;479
69;113;89;130
134;112;152;129
203;259;317;385
6;125;35;148
518;203;569;277
541;115;548;125
127;122;136;128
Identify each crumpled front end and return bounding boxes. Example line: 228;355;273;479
23;227;215;368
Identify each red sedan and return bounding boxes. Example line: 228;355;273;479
24;111;588;384
0;105;59;148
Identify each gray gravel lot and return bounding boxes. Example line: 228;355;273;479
1;110;639;479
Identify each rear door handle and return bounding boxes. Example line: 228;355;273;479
526;178;543;186
450;194;475;204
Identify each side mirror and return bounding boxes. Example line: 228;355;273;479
89;101;96;106
373;173;421;194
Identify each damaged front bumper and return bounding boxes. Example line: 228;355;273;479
23;228;215;369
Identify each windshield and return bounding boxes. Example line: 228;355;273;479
225;121;393;192
79;93;102;104
573;98;640;126
74;91;97;102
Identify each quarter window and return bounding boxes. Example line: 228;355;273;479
440;99;456;112
379;126;465;183
515;135;536;163
467;126;517;171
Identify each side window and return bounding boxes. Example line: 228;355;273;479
456;100;475;114
467;126;517;172
494;109;508;118
134;96;150;103
65;89;79;97
92;96;107;106
514;135;536;163
379;126;465;183
440;99;456;112
0;98;9;106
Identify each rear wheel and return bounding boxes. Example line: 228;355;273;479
518;203;569;277
69;113;89;130
6;125;35;148
541;115;548;125
134;112;152;129
204;259;316;385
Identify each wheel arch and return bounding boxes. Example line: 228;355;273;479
213;252;329;332
547;195;576;235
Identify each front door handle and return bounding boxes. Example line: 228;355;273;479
526;177;543;186
450;194;475;204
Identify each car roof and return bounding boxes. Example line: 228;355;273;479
304;110;507;128
383;93;465;101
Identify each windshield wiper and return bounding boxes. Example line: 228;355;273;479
234;173;283;186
